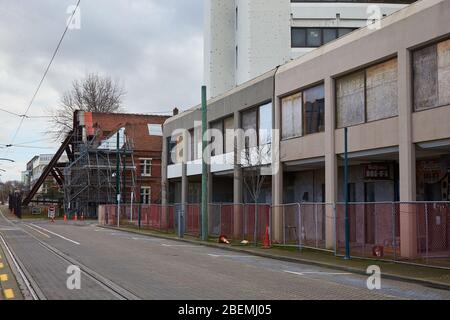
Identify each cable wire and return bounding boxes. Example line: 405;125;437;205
10;0;81;143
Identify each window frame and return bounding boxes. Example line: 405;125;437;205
240;102;273;149
140;158;153;177
412;37;450;113
140;186;151;205
281;82;325;140
335;57;399;129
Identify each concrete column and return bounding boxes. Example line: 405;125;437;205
233;111;243;238
324;77;337;250
398;49;418;258
272;90;283;243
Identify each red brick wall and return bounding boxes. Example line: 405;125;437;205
84;112;169;204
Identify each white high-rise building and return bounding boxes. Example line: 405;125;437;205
204;0;415;99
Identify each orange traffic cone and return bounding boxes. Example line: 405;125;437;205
74;214;78;222
262;226;271;249
64;214;67;222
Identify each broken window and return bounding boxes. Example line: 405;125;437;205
304;84;325;135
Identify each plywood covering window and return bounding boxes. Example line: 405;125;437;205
413;39;450;111
337;71;365;128
366;59;398;122
337;58;398;128
281;92;302;140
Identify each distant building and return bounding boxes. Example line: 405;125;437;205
23;154;69;203
204;0;415;98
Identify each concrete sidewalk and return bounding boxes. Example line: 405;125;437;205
100;225;450;292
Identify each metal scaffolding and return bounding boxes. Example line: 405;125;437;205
63;129;137;218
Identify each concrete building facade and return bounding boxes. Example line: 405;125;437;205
204;0;415;99
164;0;450;258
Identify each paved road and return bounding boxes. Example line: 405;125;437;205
0;209;449;300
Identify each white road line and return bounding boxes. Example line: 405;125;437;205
208;254;257;259
0;228;20;231
284;270;352;276
30;224;80;245
161;244;202;248
24;225;51;239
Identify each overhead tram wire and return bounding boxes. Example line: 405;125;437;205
0;108;53;119
10;0;81;143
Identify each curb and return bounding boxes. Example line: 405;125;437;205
99;225;450;292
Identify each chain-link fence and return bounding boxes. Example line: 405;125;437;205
98;202;450;267
335;203;400;260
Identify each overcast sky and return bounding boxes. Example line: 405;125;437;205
0;0;203;181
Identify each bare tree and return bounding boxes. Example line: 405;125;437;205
238;137;272;245
48;73;125;140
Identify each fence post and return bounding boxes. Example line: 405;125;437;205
254;205;259;247
219;203;222;237
425;204;429;264
392;203;397;261
282;206;286;246
315;204;319;249
298;203;302;252
138;205;142;230
333;203;337;257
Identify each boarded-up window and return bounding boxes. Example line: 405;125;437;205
336;71;365;128
366;58;398;122
223;116;235;154
438;39;450;106
281;93;302;140
413;44;438;111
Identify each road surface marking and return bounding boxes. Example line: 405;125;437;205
30;224;80;245
0;228;20;231
208;254;257;259
132;237;162;242
284;270;352;276
3;289;15;299
25;224;51;239
161;244;202;248
0;263;4;269
0;274;8;282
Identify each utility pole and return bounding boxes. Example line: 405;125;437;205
116;131;121;228
344;127;351;260
201;86;208;241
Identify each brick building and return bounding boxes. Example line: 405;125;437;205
23;111;169;217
